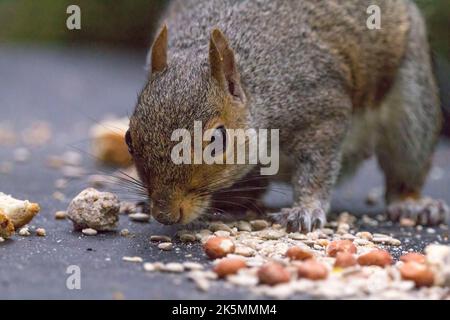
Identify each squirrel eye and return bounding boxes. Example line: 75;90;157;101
125;129;133;155
210;125;227;157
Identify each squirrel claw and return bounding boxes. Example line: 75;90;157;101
270;206;326;233
387;197;449;226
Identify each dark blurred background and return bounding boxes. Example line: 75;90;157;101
0;0;448;135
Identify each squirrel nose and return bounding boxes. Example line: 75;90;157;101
152;204;181;225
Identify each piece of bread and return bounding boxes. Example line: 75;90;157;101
0;192;40;231
90;117;132;167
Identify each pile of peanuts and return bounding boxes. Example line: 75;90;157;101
143;212;450;299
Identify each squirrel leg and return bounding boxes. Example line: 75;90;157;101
376;4;448;225
271;118;349;233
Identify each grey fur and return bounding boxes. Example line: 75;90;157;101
129;0;447;230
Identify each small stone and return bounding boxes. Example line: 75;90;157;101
0;237;4;243
19;227;31;236
129;213;151;222
82;228;98;236
67;188;120;231
122;256;143;263
36;228;46;237
158;242;173;251
150;235;171;242
250;219;270;231
54;211;67;220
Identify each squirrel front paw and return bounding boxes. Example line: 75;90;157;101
387;197;449;226
270;205;326;233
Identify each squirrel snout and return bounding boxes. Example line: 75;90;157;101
151;204;181;225
151;197;201;225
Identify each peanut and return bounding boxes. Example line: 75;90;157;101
213;258;247;278
326;240;357;257
257;262;291;286
204;237;235;259
357;249;392;267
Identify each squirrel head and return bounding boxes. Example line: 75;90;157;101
128;25;253;225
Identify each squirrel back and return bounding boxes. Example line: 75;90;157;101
161;0;410;117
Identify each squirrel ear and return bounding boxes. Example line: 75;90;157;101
209;28;245;103
149;24;168;75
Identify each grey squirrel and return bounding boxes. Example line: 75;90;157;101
127;0;448;232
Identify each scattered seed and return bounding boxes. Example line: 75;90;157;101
143;263;156;272
250;219;269;231
54;211;67;220
214;230;231;238
183;262;204;271
179;233;197;242
158;242;173;251
129;213;151;222
400;218;416;227
122;256;143;263
120;229;130;237
82;228;98;236
150;235;171;242
237;221;252;232
259;229;284;240
161;263;185;273
36;228;46;237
